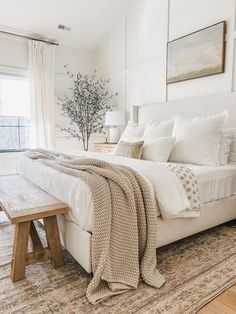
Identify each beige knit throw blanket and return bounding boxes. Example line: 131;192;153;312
26;149;165;304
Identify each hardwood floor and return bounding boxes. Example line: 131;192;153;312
199;284;236;314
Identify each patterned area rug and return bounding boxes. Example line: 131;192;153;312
0;213;236;314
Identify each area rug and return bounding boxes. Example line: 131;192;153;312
0;213;236;314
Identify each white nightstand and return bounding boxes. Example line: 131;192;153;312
93;143;117;153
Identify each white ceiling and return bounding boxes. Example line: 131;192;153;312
0;0;130;51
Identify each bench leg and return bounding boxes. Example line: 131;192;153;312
11;221;30;282
30;221;43;252
43;215;64;268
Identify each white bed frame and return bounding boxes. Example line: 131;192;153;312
59;92;236;273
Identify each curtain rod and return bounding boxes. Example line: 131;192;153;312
0;29;59;46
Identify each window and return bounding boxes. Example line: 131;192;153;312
0;74;31;152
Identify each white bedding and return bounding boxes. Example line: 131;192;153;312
17;150;197;230
17;150;236;232
187;163;236;204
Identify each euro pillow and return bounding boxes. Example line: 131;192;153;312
142;137;176;162
143;120;174;138
114;140;144;159
169;112;228;166
120;122;145;140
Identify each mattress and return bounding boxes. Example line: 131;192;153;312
17;151;236;232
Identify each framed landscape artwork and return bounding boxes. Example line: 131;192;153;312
167;21;226;84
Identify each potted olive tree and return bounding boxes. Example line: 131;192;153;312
58;66;114;151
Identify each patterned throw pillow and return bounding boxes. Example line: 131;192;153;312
114;140;144;159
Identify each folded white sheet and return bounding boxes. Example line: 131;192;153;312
17;150;198;232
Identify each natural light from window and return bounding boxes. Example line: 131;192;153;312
0;74;31;152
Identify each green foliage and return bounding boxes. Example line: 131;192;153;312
58;66;113;151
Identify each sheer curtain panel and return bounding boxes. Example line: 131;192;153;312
29;40;56;149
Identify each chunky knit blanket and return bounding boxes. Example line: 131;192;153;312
26;149;165;304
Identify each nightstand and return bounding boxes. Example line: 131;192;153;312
93;143;117;153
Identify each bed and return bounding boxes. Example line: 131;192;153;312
17;92;236;273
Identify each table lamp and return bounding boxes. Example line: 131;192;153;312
105;111;126;143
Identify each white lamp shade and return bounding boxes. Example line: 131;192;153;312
105;111;125;126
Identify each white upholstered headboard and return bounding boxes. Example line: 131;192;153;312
131;92;236;128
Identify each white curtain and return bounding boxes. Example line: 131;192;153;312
29;40;56;149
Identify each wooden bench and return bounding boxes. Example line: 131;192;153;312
0;175;69;282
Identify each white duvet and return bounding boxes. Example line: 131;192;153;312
17;150;199;232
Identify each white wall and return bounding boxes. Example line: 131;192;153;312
0;35;94;174
167;0;235;100
94;0;236;117
54;45;95;151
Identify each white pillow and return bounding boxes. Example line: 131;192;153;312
121;122;145;140
169;112;228;166
143;120;174;138
142;137;176;162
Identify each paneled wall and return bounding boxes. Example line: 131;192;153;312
94;0;236;117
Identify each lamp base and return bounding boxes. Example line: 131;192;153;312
108;127;120;143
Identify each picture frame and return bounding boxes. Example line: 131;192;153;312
166;21;226;84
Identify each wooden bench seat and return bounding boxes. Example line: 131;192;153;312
0;175;69;282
